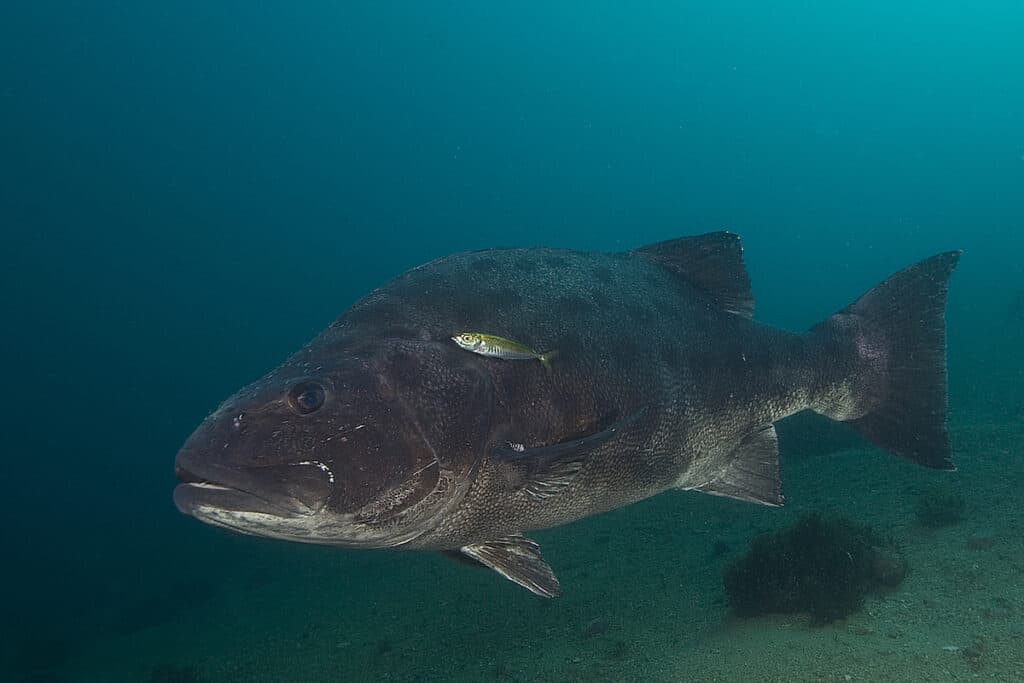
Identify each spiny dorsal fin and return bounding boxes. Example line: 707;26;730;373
689;424;784;506
459;535;561;598
635;231;754;318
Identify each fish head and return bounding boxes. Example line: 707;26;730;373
452;332;484;352
174;338;493;548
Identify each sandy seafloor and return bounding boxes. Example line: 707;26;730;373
25;411;1024;682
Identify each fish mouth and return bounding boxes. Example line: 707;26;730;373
173;455;332;519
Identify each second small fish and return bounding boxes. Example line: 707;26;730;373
452;332;557;370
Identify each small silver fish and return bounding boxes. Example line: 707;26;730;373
452;332;557;370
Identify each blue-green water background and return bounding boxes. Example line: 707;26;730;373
3;2;1023;680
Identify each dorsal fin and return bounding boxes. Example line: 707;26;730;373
635;231;754;318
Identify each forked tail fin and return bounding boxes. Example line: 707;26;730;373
812;251;961;469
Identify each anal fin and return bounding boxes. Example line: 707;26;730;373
690;424;784;506
459;535;561;598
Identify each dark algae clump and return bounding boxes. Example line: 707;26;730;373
724;513;906;623
915;484;965;528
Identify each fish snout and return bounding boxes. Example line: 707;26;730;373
173;446;335;518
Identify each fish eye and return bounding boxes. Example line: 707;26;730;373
287;381;326;415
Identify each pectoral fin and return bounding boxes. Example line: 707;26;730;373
492;409;646;500
689;424;784;506
459;535;561;598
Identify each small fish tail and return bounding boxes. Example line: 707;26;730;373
539;350;558;371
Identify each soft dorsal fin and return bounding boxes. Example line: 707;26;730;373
635;231;754;318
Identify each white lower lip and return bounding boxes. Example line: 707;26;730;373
188;482;233;491
177;481;317;517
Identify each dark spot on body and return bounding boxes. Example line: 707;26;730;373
593;265;614;284
556;294;595;317
653;298;679;317
611;339;640;366
553;332;584;357
401;272;449;301
515;257;538;273
544;254;569;268
470;257;499;273
493;368;538;415
385;349;422;388
743;346;770;367
591;289;612;309
342;301;408;329
660;343;681;369
453;296;495;326
490;287;523;309
625;303;654;324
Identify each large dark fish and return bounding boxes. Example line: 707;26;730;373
174;233;960;597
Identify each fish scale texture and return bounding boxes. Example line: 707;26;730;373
332;246;815;548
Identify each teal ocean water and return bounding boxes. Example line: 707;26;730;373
4;3;1023;681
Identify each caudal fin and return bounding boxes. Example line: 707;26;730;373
815;251;961;469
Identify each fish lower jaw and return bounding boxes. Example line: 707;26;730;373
188;482;233;492
173;481;314;519
180;497;423;549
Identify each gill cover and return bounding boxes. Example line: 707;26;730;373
336;340;494;531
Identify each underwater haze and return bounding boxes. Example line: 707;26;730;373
3;2;1024;681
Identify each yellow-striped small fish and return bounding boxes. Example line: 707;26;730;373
452;332;557;370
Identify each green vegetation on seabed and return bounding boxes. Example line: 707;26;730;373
724;513;906;623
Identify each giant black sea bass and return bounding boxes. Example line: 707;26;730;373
174;233;960;597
